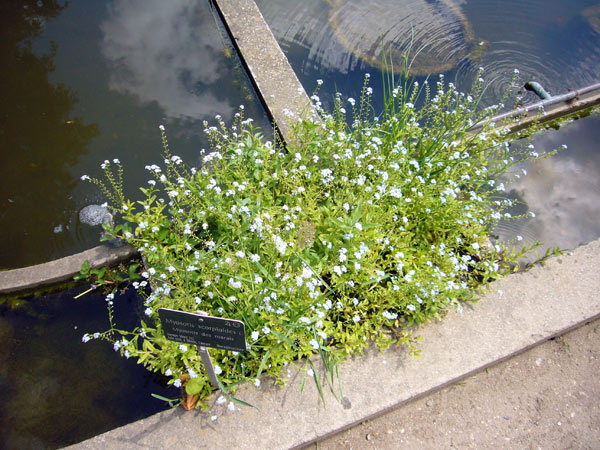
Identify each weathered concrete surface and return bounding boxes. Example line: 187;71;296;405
320;318;600;449
0;244;137;295
69;238;600;450
212;0;314;144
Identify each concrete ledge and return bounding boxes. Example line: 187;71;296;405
492;89;600;134
212;0;313;144
70;238;600;449
0;244;137;296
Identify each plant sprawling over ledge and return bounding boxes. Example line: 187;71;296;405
80;70;549;406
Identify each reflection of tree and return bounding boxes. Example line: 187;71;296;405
0;1;98;268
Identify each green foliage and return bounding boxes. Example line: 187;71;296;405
79;70;556;407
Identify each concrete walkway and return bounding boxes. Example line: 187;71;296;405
320;318;600;449
69;238;600;449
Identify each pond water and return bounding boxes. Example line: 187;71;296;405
0;286;176;449
2;0;600;448
256;0;600;252
498;112;600;258
0;0;269;269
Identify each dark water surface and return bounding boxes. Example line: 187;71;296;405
0;286;177;449
0;0;269;269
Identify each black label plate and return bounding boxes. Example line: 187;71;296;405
158;308;247;353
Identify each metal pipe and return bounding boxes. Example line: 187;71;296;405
471;81;600;130
524;81;552;100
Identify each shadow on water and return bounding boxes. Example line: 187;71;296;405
0;286;177;449
0;0;99;269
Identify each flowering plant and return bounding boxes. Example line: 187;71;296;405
80;70;551;407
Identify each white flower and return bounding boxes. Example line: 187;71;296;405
80;175;90;181
229;278;242;289
254;378;261;387
173;379;182;388
81;333;90;343
353;314;361;323
179;344;188;352
251;331;259;341
250;254;260;263
227;401;235;411
188;369;198;378
272;234;287;255
217;395;226;405
159;124;165;131
214;365;223;375
472;242;480;250
354;222;363;231
262;326;271;335
309;339;319;349
307;368;314;377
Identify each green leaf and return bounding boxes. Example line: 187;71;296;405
80;260;91;275
269;329;295;347
185;377;204;395
256;350;271;378
151;393;181;408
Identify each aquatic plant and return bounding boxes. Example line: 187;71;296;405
79;68;553;407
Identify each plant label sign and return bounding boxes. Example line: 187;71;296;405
158;308;247;353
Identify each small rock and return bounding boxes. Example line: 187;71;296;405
79;204;112;226
426;399;434;407
365;433;373;441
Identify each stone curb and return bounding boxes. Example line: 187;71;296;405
69;238;600;449
212;0;314;145
0;245;137;296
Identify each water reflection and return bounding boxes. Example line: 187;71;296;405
101;0;234;121
1;0;268;269
496;114;600;255
0;0;99;269
256;0;479;76
455;0;600;105
0;287;174;449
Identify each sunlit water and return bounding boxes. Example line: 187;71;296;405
256;0;600;252
0;0;269;269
